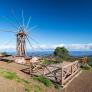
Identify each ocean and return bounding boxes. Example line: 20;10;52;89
9;51;92;57
69;51;92;57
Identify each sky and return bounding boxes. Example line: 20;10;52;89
0;0;92;51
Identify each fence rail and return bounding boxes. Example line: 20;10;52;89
29;60;81;86
61;61;80;86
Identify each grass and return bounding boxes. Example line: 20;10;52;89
0;68;31;92
0;68;29;82
0;67;61;92
0;68;17;80
54;83;62;89
33;75;62;89
42;59;60;65
33;75;53;87
34;85;42;92
3;72;17;79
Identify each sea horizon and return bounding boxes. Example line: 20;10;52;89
6;50;92;57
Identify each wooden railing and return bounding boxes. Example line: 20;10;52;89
30;60;81;87
61;60;80;86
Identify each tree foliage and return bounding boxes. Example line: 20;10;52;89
54;47;69;62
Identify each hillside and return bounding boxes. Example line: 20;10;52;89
0;61;62;92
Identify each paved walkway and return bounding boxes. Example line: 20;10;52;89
62;69;92;92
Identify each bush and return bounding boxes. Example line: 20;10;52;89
81;64;91;70
33;76;53;87
54;47;69;63
54;83;62;89
88;61;92;67
43;59;59;65
1;52;10;56
88;57;92;67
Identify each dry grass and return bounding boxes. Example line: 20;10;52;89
0;61;62;92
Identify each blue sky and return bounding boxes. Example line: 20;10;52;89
0;0;92;51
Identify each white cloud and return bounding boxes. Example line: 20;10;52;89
31;43;92;51
0;43;92;51
66;44;92;50
0;44;16;51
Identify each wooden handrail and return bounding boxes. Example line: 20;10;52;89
62;60;79;68
61;60;80;86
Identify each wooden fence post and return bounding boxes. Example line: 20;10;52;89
71;64;73;74
29;62;33;77
61;67;64;86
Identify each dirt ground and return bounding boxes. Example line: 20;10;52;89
0;61;30;80
0;61;61;92
0;61;92;92
0;76;25;92
0;61;29;92
62;70;92;92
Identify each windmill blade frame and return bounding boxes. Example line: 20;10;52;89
0;30;17;33
27;34;44;51
26;25;38;34
0;10;39;57
11;9;21;28
26;35;35;51
1;16;19;30
22;10;25;27
26;16;31;30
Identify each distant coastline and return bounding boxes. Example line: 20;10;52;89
7;50;92;57
69;51;92;57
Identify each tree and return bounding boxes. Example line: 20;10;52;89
1;52;8;56
54;47;69;62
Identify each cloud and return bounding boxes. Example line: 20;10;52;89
0;43;92;51
0;44;16;51
31;43;92;51
66;43;92;50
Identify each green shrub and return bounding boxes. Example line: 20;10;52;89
33;76;53;87
54;47;69;63
54;83;62;89
43;59;59;65
81;64;91;70
88;57;92;67
88;61;92;67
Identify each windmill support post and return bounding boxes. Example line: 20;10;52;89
16;31;26;57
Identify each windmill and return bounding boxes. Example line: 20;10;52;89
0;10;39;58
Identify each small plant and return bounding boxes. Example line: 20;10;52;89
34;85;42;92
81;64;91;70
88;61;92;67
25;86;30;92
54;83;62;89
20;79;30;84
33;76;53;87
1;52;8;55
88;57;92;67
